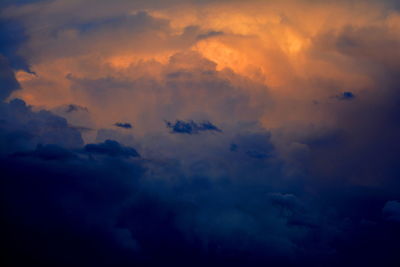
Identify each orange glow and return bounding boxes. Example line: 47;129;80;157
7;0;400;135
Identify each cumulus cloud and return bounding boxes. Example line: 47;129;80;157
1;0;400;266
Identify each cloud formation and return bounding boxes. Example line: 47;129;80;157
1;0;400;266
114;122;132;129
166;120;222;134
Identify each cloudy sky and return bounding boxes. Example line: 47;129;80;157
1;0;400;266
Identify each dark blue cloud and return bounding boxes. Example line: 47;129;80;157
166;120;222;134
0;98;84;154
64;104;88;113
114;122;132;129
2;98;400;266
84;139;140;158
0;144;144;266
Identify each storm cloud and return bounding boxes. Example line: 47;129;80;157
1;0;400;266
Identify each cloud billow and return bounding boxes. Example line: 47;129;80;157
1;0;400;266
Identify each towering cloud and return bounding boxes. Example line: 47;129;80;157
1;0;400;266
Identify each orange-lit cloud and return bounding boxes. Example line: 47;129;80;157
4;0;400;148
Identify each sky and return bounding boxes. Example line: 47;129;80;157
1;0;400;266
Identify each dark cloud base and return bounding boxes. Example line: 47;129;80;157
0;95;399;266
2;142;400;267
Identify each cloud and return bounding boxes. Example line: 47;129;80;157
64;104;88;113
166;120;222;134
0;15;30;71
0;98;84;154
84;139;140;158
2;0;400;266
196;30;224;40
0;55;20;100
1;142;145;265
0;99;305;265
114;122;132;129
1;97;400;266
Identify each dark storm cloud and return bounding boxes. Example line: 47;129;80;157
114;122;132;129
0;84;313;266
0;98;83;154
2;1;400;266
2;94;400;266
0;143;145;266
0;95;305;266
166;120;222;134
2;131;400;266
